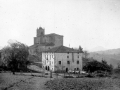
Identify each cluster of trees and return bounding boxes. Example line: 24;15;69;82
82;51;113;74
83;51;113;73
83;59;113;73
0;41;30;74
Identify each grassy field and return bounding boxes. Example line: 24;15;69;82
1;72;120;90
0;72;50;90
0;72;33;89
45;77;120;90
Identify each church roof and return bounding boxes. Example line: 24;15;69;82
44;45;83;53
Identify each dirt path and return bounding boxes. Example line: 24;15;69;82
30;77;51;90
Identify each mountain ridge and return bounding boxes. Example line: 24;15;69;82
90;48;120;55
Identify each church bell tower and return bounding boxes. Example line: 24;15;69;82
37;27;45;37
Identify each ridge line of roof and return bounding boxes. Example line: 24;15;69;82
45;33;63;36
43;45;83;53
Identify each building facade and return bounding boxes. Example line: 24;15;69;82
42;46;83;72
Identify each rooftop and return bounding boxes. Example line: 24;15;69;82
46;33;63;37
44;45;83;53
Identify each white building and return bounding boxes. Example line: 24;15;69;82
42;46;83;72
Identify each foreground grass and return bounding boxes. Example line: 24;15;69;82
0;72;51;90
0;72;32;89
45;78;120;90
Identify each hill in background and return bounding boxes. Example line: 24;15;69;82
89;48;120;68
89;46;107;52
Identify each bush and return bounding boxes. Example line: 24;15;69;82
93;71;110;77
113;68;120;74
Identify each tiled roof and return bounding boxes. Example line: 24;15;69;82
44;46;83;53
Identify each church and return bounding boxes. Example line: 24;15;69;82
29;27;64;59
29;27;83;72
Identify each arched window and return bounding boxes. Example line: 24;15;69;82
66;68;68;72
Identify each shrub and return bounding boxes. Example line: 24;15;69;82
93;71;110;77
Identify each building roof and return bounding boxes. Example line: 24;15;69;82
44;45;83;53
46;33;63;37
29;42;55;49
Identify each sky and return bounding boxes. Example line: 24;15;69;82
0;0;120;51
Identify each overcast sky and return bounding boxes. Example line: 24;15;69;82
0;0;120;51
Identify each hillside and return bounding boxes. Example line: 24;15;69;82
93;48;120;55
89;48;120;68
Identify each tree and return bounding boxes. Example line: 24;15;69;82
0;41;29;74
101;59;107;65
83;59;113;73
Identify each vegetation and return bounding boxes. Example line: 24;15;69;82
82;50;112;72
0;41;29;74
83;59;113;75
45;78;120;90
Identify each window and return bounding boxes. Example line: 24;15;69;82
77;68;79;70
59;61;61;65
67;61;70;64
52;55;54;58
67;56;69;58
77;61;79;64
46;56;48;60
78;55;79;58
67;52;69;54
